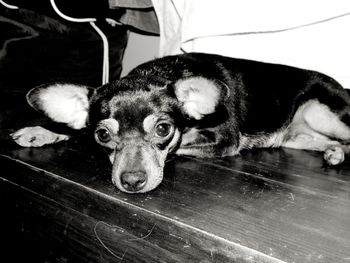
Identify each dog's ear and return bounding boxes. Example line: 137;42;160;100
27;83;95;129
174;77;228;120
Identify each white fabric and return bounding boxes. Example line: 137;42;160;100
151;0;350;89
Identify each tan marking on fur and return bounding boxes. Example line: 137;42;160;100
143;115;158;133
97;119;119;135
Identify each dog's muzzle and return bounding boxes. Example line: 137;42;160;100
111;142;167;193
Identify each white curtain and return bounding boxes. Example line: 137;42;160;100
152;0;350;89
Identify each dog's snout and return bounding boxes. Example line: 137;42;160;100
120;171;147;192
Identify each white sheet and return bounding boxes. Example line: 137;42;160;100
152;0;350;89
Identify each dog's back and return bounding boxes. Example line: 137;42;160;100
130;53;347;134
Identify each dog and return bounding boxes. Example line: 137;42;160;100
11;52;350;193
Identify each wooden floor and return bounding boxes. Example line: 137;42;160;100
1;106;350;262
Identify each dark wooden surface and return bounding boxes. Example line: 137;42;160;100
1;114;350;263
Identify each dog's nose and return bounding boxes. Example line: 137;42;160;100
120;172;147;192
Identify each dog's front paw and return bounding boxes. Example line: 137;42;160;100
11;126;69;147
324;145;345;165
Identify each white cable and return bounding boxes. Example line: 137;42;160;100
49;0;109;84
90;21;109;84
1;0;110;85
49;0;95;23
0;0;19;9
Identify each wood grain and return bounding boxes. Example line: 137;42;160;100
1;128;350;262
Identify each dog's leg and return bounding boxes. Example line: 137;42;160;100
283;100;350;165
177;128;216;157
283;134;347;165
176;127;232;157
176;145;221;158
11;126;70;147
302;99;350;141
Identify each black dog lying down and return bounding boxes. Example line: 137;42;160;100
12;52;350;193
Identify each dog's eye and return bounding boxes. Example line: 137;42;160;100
95;128;111;143
155;123;171;137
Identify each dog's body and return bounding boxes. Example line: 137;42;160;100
12;52;350;193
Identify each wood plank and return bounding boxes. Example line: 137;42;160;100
1;128;350;262
0;151;281;262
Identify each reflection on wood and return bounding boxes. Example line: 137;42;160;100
1;125;350;262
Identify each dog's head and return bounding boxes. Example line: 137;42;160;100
26;76;225;193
